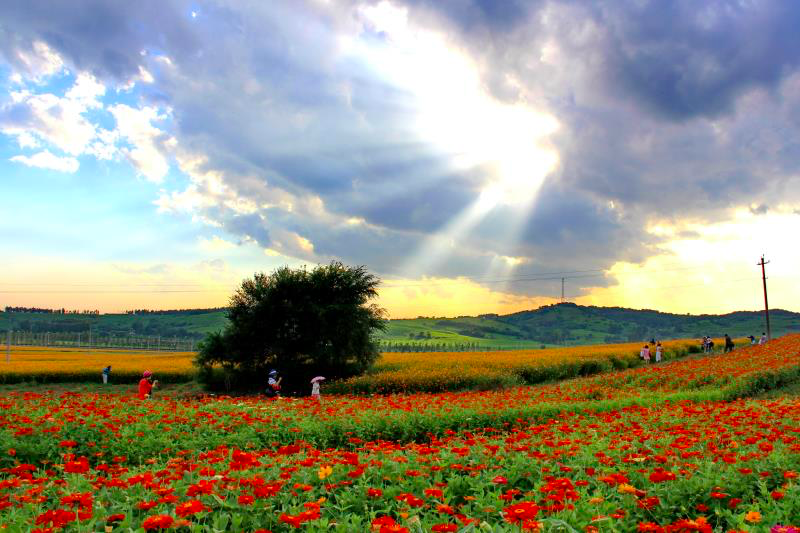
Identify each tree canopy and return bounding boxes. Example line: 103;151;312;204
195;262;386;393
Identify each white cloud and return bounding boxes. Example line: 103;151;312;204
10;150;79;173
15;131;39;149
64;72;105;108
108;104;172;182
13;41;64;81
2;91;97;155
1;73;107;158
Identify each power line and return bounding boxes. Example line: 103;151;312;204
0;289;235;294
381;265;710;289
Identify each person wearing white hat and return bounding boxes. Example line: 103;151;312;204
266;369;282;398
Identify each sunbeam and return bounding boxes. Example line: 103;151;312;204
351;1;560;279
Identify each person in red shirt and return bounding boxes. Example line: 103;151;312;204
138;370;157;399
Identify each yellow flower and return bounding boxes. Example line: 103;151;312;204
317;465;333;480
617;483;637;495
744;511;761;524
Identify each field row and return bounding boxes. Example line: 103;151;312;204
0;338;741;393
2;336;798;462
1;396;799;531
0;347;196;384
331;339;707;393
1;337;799;531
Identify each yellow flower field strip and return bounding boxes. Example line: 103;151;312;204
0;347;196;375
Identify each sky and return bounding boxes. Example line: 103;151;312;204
1;0;799;318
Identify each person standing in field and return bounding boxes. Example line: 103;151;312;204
655;342;663;363
101;365;112;384
759;332;767;345
748;335;756;345
724;334;734;353
138;370;157;399
310;376;325;402
640;344;650;363
266;369;282;398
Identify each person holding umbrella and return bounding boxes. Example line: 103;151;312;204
311;376;325;402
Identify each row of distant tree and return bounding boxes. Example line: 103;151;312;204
380;341;537;352
124;307;227;316
3;306;99;315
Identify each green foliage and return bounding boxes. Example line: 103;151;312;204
195;262;386;393
378;303;800;348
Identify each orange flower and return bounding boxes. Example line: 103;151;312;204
744;511;761;524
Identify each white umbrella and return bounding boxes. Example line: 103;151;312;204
310;376;326;383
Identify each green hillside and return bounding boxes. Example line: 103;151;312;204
378;303;800;350
0;309;227;340
2;303;798;349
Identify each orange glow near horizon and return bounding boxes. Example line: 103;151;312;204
1;210;799;317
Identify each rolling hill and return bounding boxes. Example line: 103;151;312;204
1;303;798;349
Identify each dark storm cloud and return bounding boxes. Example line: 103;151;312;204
0;0;199;80
4;0;800;297
223;214;270;248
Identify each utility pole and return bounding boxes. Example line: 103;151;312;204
561;277;565;303
758;255;771;341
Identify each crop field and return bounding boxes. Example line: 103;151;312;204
0;338;739;392
0;346;196;384
1;335;799;531
334;338;709;393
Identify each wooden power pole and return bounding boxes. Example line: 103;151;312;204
758;255;771;340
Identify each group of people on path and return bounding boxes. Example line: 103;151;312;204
748;333;769;345
265;369;324;402
99;365;322;402
639;342;664;363
99;366;159;399
699;332;767;355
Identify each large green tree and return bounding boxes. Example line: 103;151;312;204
195;262;386;393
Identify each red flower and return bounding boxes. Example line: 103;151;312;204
279;513;302;528
424;488;444;499
63;458;90;474
142;514;174;530
638;523;665;533
367;488;383;498
503;502;539;524
175;499;208;518
380;526;409;533
106;514;125;524
649;468;676;483
432;525;458;532
136;501;159;511
637;496;660;510
772;491;785;500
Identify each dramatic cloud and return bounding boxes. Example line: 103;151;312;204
2;0;800;301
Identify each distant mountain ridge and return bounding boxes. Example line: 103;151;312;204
1;303;798;347
380;303;800;348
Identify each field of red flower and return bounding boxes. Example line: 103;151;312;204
1;336;800;531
